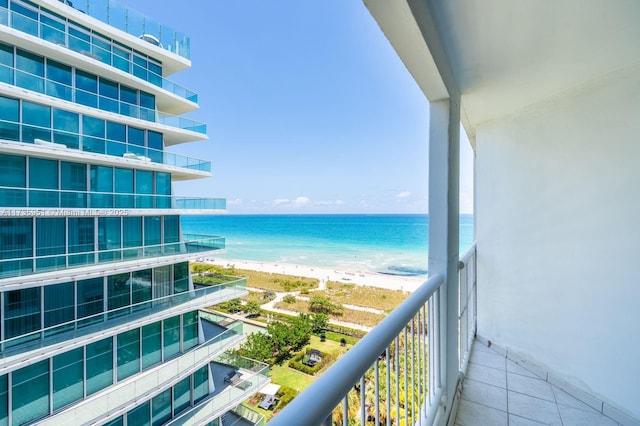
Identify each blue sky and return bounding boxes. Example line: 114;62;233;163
124;0;474;214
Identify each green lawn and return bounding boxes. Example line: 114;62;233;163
269;363;314;391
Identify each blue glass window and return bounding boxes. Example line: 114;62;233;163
0;154;26;207
147;131;163;163
183;311;199;350
82;116;105;154
4;287;41;339
36;217;65;270
136;170;153;208
53;347;84;410
141;321;161;370
127;401;150;426
53;109;79;149
12;360;49;425
0;218;32;260
90;165;113;208
164;216;180;244
0;375;7;425
29;157;57;189
40;11;66;45
44;282;74;329
76;277;103;320
86;337;113;395
0;96;19;141
67;217;94;266
193;365;209;403
75;69;98;108
22;101;51;143
107;272;130;312
114;168;134;204
173;262;189;294
46;59;72;100
61;161;86;207
173;376;191;415
144;216;161;247
99;217;121;261
117;329;140;381
163;315;181;360
0;43;14;85
151;388;172;426
123;216;142;249
68;23;91;55
15;49;44;92
132;268;152;304
107;121;126;157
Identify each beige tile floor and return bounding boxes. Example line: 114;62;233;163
455;341;622;425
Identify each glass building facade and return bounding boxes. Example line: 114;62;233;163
0;1;264;425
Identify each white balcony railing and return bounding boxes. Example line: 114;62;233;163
267;243;477;426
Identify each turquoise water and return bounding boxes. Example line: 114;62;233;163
181;214;474;277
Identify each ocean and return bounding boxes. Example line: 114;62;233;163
181;214;474;278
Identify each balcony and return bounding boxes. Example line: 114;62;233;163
1;285;246;363
0;129;211;173
0;233;225;280
39;321;248;425
267;245;477;425
168;355;271;425
454;341;619;425
0;186;225;210
0;0;190;62
0;62;205;134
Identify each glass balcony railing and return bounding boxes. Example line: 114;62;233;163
1;279;247;355
0;118;211;172
57;0;191;59
169;355;271;426
0;63;206;134
0;4;196;101
0;186;226;210
0;233;226;280
27;324;251;425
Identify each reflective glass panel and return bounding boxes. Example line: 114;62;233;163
12;360;49;425
163;316;181;360
141;321;161;370
86;338;113;395
173;376;191;415
53;347;84;410
117;328;140;381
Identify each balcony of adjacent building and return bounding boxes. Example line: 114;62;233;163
0;54;206;137
41;345;269;426
0;309;259;425
0;0;191;78
0;186;226;212
0;233;226;280
0;273;247;362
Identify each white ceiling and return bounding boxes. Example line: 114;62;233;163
366;0;640;135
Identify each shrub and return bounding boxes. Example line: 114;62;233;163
282;295;297;304
288;348;338;375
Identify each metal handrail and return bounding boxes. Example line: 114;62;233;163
268;273;444;426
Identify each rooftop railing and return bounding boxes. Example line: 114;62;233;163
57;0;191;59
0;278;247;356
0;186;225;210
0;3;196;100
0;62;206;135
0;233;225;279
267;243;478;426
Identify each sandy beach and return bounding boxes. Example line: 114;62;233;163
201;258;425;293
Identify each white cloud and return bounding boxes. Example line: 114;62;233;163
396;191;411;199
273;198;290;206
293;196;311;206
227;198;242;206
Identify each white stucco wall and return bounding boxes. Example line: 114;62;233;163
475;63;640;419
